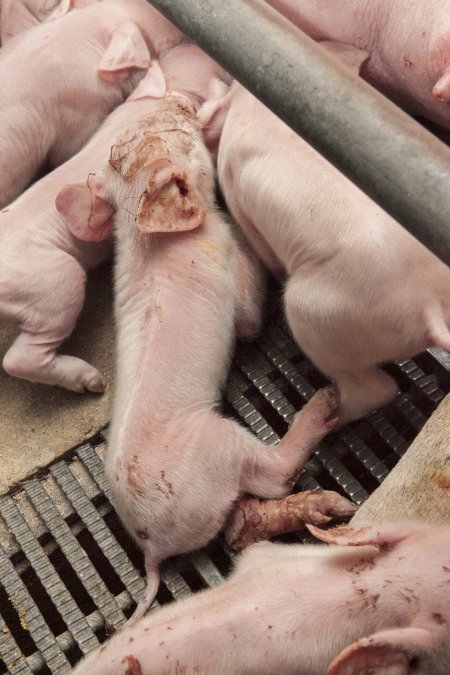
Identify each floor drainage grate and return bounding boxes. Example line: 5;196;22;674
0;319;449;673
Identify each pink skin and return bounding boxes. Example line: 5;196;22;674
203;65;450;425
72;521;450;674
224;490;357;551
0;0;184;208
56;80;340;624
0;45;221;392
266;0;450;129
0;0;98;44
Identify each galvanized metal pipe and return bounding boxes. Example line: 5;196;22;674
148;0;450;265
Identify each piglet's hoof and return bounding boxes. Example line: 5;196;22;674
225;490;357;551
104;622;117;637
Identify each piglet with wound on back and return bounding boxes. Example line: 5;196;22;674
56;62;352;624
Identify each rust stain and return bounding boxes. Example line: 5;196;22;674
430;469;450;489
122;655;142;675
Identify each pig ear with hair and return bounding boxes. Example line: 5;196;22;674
55;174;114;242
327;627;435;674
98;21;151;85
127;60;167;101
319;41;369;74
433;67;450;102
136;162;206;234
198;78;233;152
307;522;416;548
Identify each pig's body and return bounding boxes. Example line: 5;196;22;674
266;0;450;129
57;66;340;622
73;522;450;674
0;0;183;207
215;83;450;424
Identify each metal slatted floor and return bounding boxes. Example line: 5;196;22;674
0;317;449;673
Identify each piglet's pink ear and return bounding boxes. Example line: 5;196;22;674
198;78;233;152
98;21;151;85
319;41;369;74
307;522;413;548
433;67;450;102
127;60;167;101
327;627;433;675
55;175;114;242
137;166;206;234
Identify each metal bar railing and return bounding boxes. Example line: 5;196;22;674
149;0;450;265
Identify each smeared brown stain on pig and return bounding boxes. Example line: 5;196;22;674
398;591;412;603
142;307;152;327
432;612;447;625
127;454;146;498
122;655;142;675
156;472;174;501
160;470;174;495
347;557;375;574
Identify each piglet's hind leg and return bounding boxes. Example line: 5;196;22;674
3;331;105;392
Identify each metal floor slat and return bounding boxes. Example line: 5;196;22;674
0;498;98;659
23;481;125;630
0;315;449;673
49;460;145;608
0;536;69;674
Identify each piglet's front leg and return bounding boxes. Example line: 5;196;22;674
225;490;357;550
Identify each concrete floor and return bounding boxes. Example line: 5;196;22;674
0;262;115;494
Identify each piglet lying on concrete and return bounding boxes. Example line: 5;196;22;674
0;0;96;44
0;0;183;207
73;521;450;674
1;45;215;392
57;85;340;623
267;0;450;130
202;45;450;426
